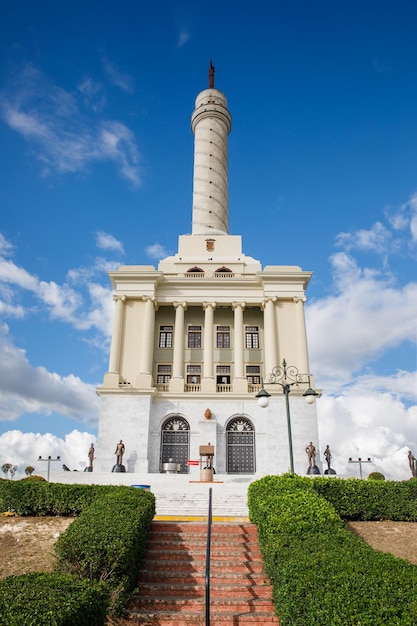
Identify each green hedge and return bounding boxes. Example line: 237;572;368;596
0;483;156;622
311;476;417;521
0;480;113;516
248;475;417;626
55;487;155;614
0;572;108;626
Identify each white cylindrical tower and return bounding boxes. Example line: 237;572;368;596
191;62;232;235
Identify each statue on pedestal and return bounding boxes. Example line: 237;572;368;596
323;444;336;475
305;441;320;475
112;439;126;473
408;450;417;478
86;443;95;472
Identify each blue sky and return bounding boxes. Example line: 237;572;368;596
0;0;416;478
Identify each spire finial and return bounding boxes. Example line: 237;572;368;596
209;59;215;89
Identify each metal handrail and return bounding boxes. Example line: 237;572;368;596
205;487;213;626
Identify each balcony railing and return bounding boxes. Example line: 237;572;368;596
184;383;201;393
216;384;232;393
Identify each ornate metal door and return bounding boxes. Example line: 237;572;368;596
226;417;255;474
160;416;190;474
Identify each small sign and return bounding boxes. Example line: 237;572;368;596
187;460;200;466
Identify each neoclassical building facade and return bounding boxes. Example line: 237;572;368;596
95;66;320;477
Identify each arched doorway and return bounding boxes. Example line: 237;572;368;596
160;416;190;474
226;417;255;474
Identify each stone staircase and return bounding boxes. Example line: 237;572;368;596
115;521;279;625
154;488;248;519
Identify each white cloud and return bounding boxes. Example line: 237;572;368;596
0;429;96;476
145;243;170;260
307;252;417;384
0;324;99;424
0;63;141;185
335;221;390;254
0;233;115;338
94;231;125;253
177;30;190;48
101;57;134;93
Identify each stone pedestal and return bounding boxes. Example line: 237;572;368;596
112;464;126;473
306;465;321;475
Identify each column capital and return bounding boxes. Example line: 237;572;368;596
173;301;188;311
203;301;216;311
113;295;126;303
293;296;307;304
142;295;158;310
261;296;277;310
232;301;245;311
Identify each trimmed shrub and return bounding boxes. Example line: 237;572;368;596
311;476;417;521
367;471;385;480
0;480;114;516
55;487;155;614
0;572;109;625
248;475;417;626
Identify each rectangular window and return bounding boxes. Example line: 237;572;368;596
157;364;172;384
188;325;202;348
186;364;201;384
246;365;261;384
216;325;230;348
245;326;259;349
159;325;173;348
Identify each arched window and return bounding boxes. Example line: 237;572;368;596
215;266;232;273
226;417;255;474
186;266;204;273
160;416;190;474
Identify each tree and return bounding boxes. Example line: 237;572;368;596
1;463;12;479
25;465;35;477
10;465;18;479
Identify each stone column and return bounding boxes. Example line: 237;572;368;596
137;296;156;388
294;296;309;373
232;302;247;392
170;302;187;392
103;295;126;386
263;297;278;379
201;302;216;393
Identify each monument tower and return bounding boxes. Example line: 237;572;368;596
95;63;320;477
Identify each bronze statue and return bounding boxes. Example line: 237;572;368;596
408;450;417;478
305;441;316;467
115;440;125;465
324;445;332;470
88;443;95;469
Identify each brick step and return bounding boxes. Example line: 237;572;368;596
110;610;279;625
137;581;273;598
141;559;266;573
129;596;276;613
139;571;267;585
146;543;262;561
149;523;257;533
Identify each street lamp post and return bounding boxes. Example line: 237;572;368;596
256;359;319;474
38;455;61;482
348;457;372;479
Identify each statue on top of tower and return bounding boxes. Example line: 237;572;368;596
209;59;215;89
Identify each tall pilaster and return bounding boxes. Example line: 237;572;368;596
294;296;309;372
103;295;126;386
170;302;187;392
201;302;216;392
191;62;232;235
137;296;156;388
263;297;278;378
232;302;247;392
